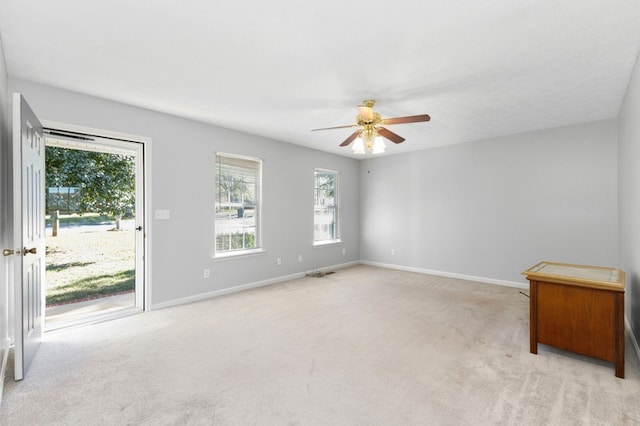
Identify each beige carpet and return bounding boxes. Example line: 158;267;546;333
2;265;639;425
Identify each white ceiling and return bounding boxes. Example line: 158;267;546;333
1;1;640;157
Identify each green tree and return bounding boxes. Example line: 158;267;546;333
46;146;135;230
217;169;249;204
314;170;335;202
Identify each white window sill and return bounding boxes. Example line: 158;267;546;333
313;239;342;247
213;248;266;260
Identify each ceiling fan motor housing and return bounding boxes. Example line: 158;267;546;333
357;111;381;126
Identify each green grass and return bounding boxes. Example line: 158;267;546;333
46;269;134;306
45;217;135;306
45;212;116;227
46;261;94;272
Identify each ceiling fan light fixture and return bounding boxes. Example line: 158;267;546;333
372;136;386;154
352;137;365;154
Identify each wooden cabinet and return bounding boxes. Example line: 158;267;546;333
522;262;625;378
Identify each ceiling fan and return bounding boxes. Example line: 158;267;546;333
311;99;430;154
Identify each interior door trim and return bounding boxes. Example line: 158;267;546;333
40;119;152;313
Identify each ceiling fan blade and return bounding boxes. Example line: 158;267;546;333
340;130;361;147
311;124;355;131
378;127;405;144
382;114;431;125
358;105;374;121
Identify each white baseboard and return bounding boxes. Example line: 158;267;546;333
307;261;360;275
151;261;360;311
360;260;528;290
152;271;304;310
0;337;12;407
153;260;527;311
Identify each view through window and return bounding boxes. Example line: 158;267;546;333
215;153;262;255
314;168;339;243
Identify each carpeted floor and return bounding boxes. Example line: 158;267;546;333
2;265;639;425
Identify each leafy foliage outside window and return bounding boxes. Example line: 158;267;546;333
46;146;135;230
314;169;339;242
215;153;261;254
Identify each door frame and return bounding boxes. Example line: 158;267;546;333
41;119;152;313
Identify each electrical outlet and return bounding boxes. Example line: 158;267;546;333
277;257;282;266
298;255;303;262
204;269;210;278
342;248;346;255
390;248;395;255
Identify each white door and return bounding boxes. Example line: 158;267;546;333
13;94;45;381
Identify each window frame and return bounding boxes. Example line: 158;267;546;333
313;168;341;245
214;152;263;258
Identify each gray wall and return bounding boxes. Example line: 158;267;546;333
360;120;619;284
619;51;640;347
9;78;360;307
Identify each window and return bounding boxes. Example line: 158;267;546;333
215;153;262;256
314;168;340;243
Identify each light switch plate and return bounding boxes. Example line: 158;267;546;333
155;209;170;220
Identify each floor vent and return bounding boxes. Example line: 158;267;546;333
307;271;335;278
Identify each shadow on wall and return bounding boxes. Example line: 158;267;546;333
629;272;640;332
623;270;640;364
